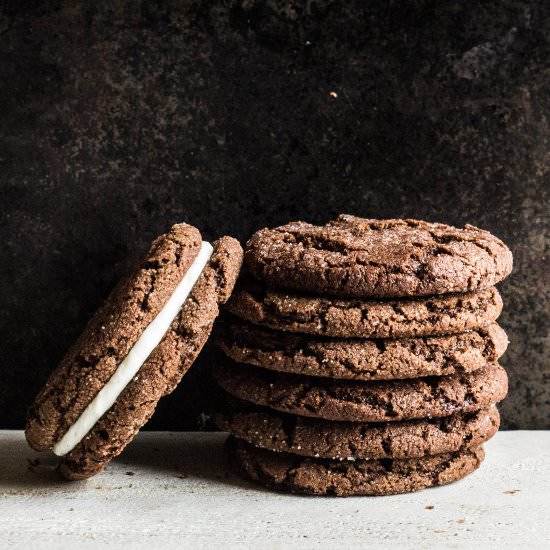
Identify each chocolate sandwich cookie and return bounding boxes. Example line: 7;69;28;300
217;318;507;380
26;224;243;480
227;281;503;338
227;436;485;496
212;361;508;422
214;393;500;459
245;215;513;297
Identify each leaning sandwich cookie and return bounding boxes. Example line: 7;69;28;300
26;223;243;480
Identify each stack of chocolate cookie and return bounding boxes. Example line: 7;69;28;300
212;216;512;496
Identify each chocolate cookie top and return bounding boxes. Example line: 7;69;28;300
227;281;503;338
212;360;508;422
217;318;507;380
26;225;243;479
214;392;500;460
245;216;513;297
227;436;485;496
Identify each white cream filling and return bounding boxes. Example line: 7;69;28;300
53;241;214;457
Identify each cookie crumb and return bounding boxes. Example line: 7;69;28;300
425;505;434;510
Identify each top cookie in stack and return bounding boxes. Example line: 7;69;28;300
213;216;513;496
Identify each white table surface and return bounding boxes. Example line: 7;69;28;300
1;430;549;549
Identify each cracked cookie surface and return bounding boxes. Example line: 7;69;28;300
217;318;507;380
245;215;513;298
227;436;485;496
227;281;503;338
212;360;508;422
214;393;500;459
26;225;243;479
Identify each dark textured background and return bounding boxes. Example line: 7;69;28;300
1;1;548;429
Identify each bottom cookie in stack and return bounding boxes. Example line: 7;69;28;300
226;436;485;497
